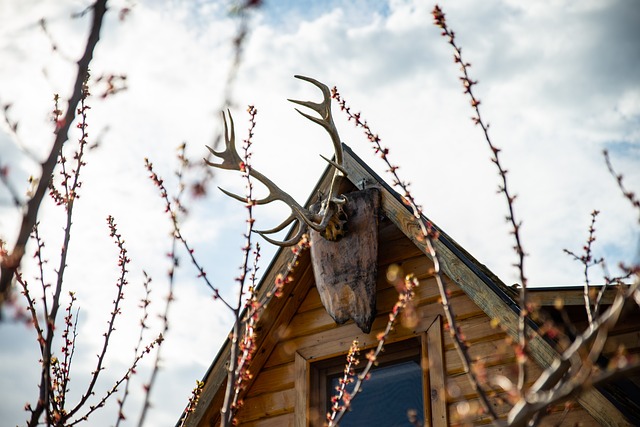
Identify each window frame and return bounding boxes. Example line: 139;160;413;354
295;315;446;427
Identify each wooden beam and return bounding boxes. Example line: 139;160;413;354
295;352;310;427
528;288;618;306
425;316;447;426
421;329;431;426
341;145;631;427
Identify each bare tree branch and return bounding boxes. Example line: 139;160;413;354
432;4;530;394
563;210;603;324
332;87;500;422
508;278;640;426
0;0;108;299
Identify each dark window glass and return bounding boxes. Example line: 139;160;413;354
328;360;424;427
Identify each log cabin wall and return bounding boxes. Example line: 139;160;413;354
228;219;600;427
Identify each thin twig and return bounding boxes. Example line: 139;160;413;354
326;340;359;425
66;215;131;421
137;145;192;426
433;4;529;395
230;243;261;412
115;272;153;427
178;380;205;427
69;334;164;426
145;158;233;310
328;275;420;427
136;261;170;426
39;18;75;62
1;100;40;162
221;106;259;427
194;1;261;197
58;293;79;413
563;210;602;323
595;268;631;317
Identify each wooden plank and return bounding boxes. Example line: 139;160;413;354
241;412;295;427
247;364;295;398
289;259;463;342
377;218;426;265
237;388;296;423
377;281;464;316
529;288;619;307
376;255;461;295
442;314;506;350
448;361;543;402
373;258;462;305
446;339;511;375
297;287;323;313
448;394;513;424
265;294;480;368
603;329;640;356
269;316;389;367
341;146;632;427
421;331;432;427
284;306;339;341
538;406;599;427
294;352;309;427
426;316;447;426
447;397;600;427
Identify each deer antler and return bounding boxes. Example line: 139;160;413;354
205;75;347;246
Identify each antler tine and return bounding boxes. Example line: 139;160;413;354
205;108;329;246
204;110;243;171
290;106;329;130
255;207;330;247
205;111;307;205
217;186;249;204
206;76;350;247
319;154;348;176
256;222;307;247
216;175;295;207
255;213;297;235
288;75;342;166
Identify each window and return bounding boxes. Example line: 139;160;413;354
295;316;446;427
317;339;424;426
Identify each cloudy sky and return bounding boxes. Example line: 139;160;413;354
0;0;638;425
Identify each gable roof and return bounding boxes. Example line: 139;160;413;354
180;144;633;427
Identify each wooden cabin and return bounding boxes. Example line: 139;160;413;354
181;145;640;427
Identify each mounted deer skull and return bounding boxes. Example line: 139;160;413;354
207;75;379;333
205;75;348;246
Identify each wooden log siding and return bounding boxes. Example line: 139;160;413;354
233;223;599;426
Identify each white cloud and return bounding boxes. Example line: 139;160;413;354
0;0;638;425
